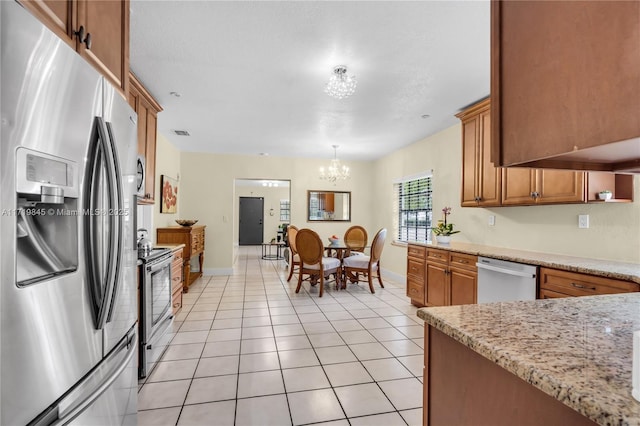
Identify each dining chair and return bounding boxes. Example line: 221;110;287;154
342;228;387;293
295;228;342;297
343;225;368;256
286;225;300;282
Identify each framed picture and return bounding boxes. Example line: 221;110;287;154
161;175;178;213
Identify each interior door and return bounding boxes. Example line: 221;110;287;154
239;197;264;245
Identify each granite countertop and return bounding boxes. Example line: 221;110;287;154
408;241;640;283
418;294;640;426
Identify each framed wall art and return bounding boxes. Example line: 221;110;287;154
161;175;178;213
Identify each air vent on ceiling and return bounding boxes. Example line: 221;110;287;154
173;130;190;136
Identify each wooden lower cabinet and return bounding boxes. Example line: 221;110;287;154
406;244;427;307
539;267;640;298
170;246;183;315
157;225;206;292
426;248;477;307
407;244;478;307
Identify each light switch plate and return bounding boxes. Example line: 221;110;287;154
578;214;589;229
488;215;495;226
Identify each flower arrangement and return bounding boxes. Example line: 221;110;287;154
432;207;460;236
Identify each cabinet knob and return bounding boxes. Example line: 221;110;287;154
84;32;92;49
74;26;92;49
74;25;85;41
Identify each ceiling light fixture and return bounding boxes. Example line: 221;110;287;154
319;145;350;182
324;65;357;99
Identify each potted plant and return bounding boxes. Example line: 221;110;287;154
432;207;460;244
598;190;612;201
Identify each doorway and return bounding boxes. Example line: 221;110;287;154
239;197;264;245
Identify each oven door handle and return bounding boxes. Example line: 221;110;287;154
147;256;172;274
476;262;536;278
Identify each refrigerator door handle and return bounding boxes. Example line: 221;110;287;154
38;329;136;426
103;121;124;323
84;117;118;329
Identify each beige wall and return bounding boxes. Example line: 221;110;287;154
373;124;640;279
158;124;639;277
178;152;374;274
153;133;182;229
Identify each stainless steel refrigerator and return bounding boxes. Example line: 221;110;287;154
1;1;138;424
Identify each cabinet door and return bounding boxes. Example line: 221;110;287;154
492;1;640;168
477;109;502;207
19;0;75;46
502;168;535;205
426;263;448;307
450;268;477;306
536;170;585;204
144;108;157;201
460;116;480;207
76;0;129;94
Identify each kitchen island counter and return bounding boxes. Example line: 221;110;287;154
418;293;640;425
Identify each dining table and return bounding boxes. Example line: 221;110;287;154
324;241;368;289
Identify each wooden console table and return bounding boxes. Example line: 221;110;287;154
157;225;205;292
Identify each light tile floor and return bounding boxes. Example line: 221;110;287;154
138;246;423;426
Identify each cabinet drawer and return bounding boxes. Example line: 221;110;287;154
407;244;426;259
426;248;448;264
407;258;425;280
449;253;477;272
407;279;425;302
172;288;183;315
540;267;640;297
171;250;182;266
171;267;183;293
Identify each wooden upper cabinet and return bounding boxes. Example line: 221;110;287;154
457;98;502;207
491;0;640;172
18;0;75;45
77;0;129;95
19;0;129;95
129;72;162;204
502;168;585;205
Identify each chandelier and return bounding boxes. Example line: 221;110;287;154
319;145;350;182
324;65;357;99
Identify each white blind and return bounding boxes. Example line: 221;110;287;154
394;173;433;243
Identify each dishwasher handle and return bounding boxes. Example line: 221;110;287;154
476;262;536;279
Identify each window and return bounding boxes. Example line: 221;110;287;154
395;174;432;243
279;199;290;221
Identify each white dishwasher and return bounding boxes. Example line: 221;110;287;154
476;256;538;303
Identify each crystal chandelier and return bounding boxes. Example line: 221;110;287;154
324;65;357;99
319;145;350;182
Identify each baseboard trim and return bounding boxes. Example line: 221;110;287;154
204;268;233;276
381;268;406;286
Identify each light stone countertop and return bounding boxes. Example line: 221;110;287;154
418;293;640;426
408;241;640;283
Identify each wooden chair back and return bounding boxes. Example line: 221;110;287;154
370;228;387;262
296;229;323;266
344;226;368;252
287;225;299;254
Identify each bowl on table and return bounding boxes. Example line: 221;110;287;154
175;219;198;227
328;237;340;245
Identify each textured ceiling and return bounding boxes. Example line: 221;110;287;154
130;1;490;161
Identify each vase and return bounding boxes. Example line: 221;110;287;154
436;235;451;244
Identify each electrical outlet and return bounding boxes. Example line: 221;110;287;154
488;215;496;226
578;214;589;229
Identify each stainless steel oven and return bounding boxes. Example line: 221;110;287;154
138;248;173;378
